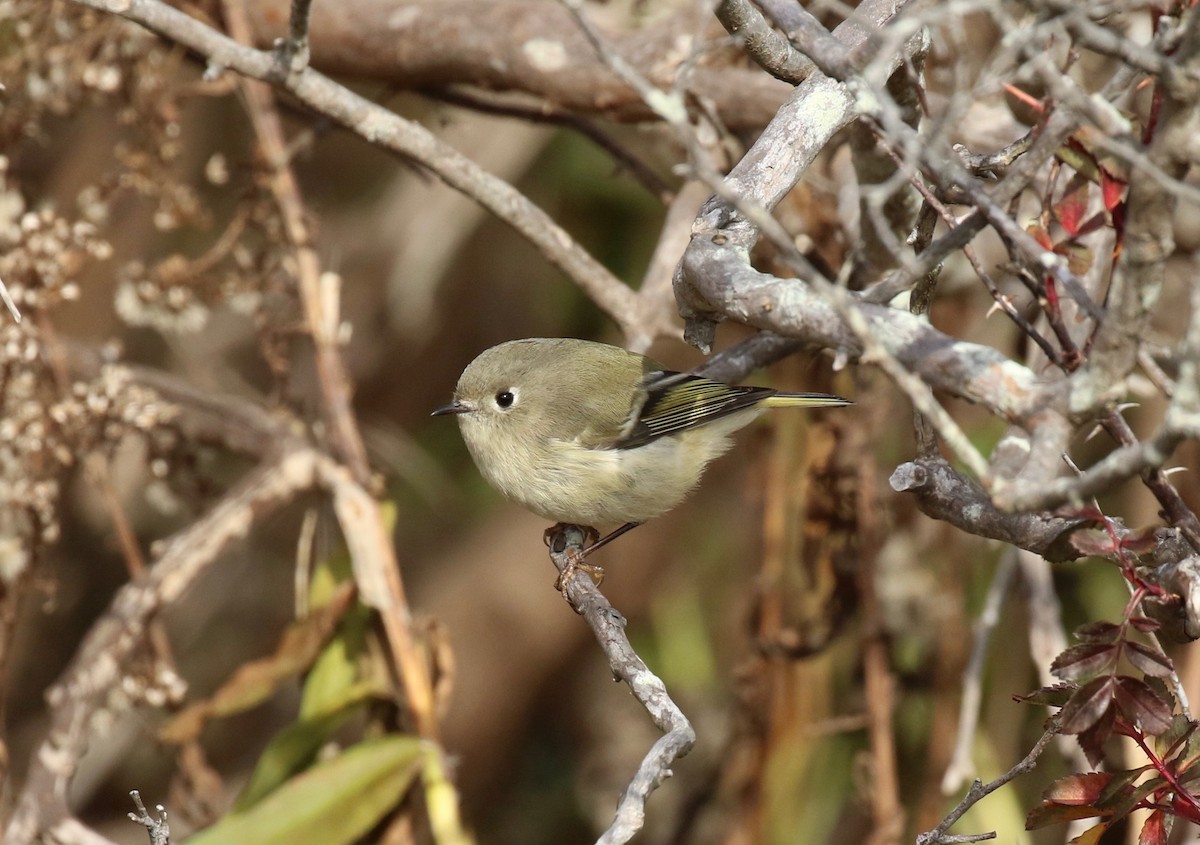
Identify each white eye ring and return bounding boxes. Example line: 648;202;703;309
494;388;518;410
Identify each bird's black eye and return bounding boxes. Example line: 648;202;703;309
495;390;516;409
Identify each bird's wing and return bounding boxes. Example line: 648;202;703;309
613;371;773;450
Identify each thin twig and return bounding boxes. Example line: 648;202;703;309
419;86;675;203
546;525;695;845
942;549;1018;794
0;275;20;322
273;0;312;75
127;791;170;845
917;724;1059;845
222;0;438;738
72;0;653;344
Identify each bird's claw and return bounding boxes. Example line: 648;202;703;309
544;523;604;603
554;547;606;595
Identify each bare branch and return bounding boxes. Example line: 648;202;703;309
273;0;312;75
889;456;1087;560
547;526;695;845
4;448;321;845
126;791;170;845
679;239;1046;422
242;0;792;131
714;0;814;85
0;275;20;322
942;550;1018;794
918;725;1059;845
71;0;659;345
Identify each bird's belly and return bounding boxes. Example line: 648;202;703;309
514;431;736;527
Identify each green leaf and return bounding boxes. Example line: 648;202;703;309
1094;766;1149;808
1026;801;1106;830
300;603;379;721
236;682;382;810
186;736;422;845
160;584;357;744
1103;775;1165;821
1154;714;1195;758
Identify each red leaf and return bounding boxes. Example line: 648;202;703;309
1075;211;1108;237
1129;616;1161;634
1043;772;1114;805
1125;641;1174;678
1044;275;1061;312
1016;683;1076;707
1076;621;1121;643
1138;810;1166;845
1119;527;1159;555
1027;223;1055;250
1062;676;1117;734
1100;167;1127;213
1078;705;1116;768
1070;528;1118;558
1052;642;1120;681
1114;676;1173;735
1055;174;1091;237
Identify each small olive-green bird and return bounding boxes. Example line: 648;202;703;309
433;338;850;546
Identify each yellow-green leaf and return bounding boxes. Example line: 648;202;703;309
186;735;422;845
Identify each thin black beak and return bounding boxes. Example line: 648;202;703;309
431;400;473;417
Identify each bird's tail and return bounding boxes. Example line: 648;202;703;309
762;392;852;408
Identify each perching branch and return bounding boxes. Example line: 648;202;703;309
546;525;696;845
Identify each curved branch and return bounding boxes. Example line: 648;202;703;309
678;236;1046;423
244;0;792;131
889;456;1087;561
547;526;695;845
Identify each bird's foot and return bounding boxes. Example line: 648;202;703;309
545;523;605;596
554;548;606;593
543;522;601;551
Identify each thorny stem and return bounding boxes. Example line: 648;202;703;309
1124;728;1200;823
